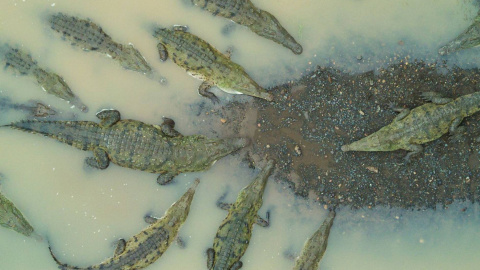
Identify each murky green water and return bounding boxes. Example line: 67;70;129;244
1;0;480;269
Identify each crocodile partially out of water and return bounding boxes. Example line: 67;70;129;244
439;11;480;55
341;91;480;159
48;13;166;84
153;26;273;102
0;187;41;240
207;159;274;270
0;44;88;112
4;109;248;184
0;96;56;118
190;0;303;55
50;179;200;270
293;210;335;270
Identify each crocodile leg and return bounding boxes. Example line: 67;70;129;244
176;236;186;248
421;92;453;104
216;201;232;210
96;109;120;127
114;239;126;256
161;117;183;137
199;81;220;104
449;117;466;142
388;103;410;122
207;248;215;269
255;211;270;227
157;43;168;61
231;261;243;270
157;172;178;185
144;215;159;224
403;144;423;162
85;148;109;169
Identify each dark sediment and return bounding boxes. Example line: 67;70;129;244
197;60;480;210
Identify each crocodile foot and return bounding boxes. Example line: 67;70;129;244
157;172;178;185
421;92;453;105
449;126;466;143
96;109;120;127
199;81;220;104
85;148;109;169
161;117;182;137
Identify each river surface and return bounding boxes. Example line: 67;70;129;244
1;0;480;269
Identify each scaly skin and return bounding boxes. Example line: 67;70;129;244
0;44;88;112
50;179;200;270
48;13;166;84
191;0;303;54
207;160;275;270
439;12;480;55
4;109;248;184
293;210;336;270
153;27;273;102
341;91;480;157
0;189;38;239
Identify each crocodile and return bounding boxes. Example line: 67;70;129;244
341;91;480;159
50;179;200;270
0;96;56;117
4;109;248;184
207;159;274;270
48;13;166;84
439;11;480;55
0;44;88;112
190;0;303;55
0;188;41;240
293;210;336;270
153;26;273;102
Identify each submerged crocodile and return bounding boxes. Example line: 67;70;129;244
0;187;41;240
190;0;303;54
4;109;248;184
0;44;88;112
50;179;200;270
0;96;56;117
48;13;166;84
439;11;480;55
293;210;336;270
153;26;273;102
207;159;274;270
341;91;480;159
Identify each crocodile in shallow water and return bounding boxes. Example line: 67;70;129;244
0;44;88;112
0;185;41;240
293;210;335;270
0;96;56;118
153;26;273;102
190;0;303;54
439;11;480;55
207;159;274;270
341;91;480;159
4;109;248;184
49;179;200;270
48;13;166;84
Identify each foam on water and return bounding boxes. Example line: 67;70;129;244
1;0;480;269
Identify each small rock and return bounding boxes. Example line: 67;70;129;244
366;166;379;173
294;145;302;156
220;118;227;124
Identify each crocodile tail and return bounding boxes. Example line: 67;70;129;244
48;246;83;270
5;120;98;151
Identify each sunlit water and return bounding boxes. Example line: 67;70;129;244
1;0;480;269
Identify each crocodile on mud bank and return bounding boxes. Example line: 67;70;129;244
293;210;336;270
48;13;166;84
439;10;480;55
341;91;480;160
153;26;273;102
207;159;274;270
3;109;248;185
0;44;88;112
50;179;200;270
0;184;41;240
190;0;303;55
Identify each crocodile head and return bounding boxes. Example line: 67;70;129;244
221;73;274;101
250;10;303;55
164;179;200;229
0;201;34;237
117;44;153;75
39;72;88;112
439;15;480;55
